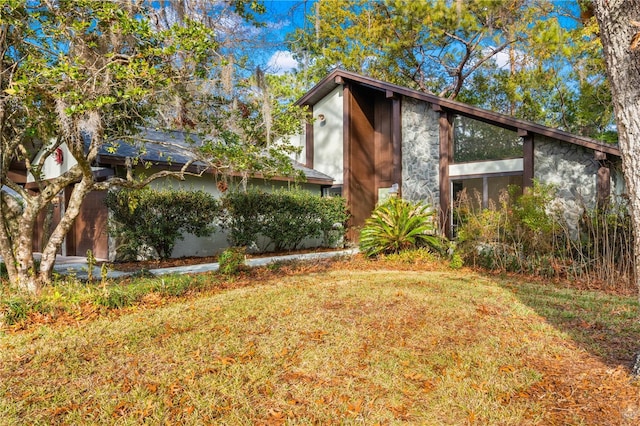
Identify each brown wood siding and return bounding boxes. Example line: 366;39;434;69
72;190;109;259
347;86;376;239
33;193;62;253
374;93;393;190
439;112;452;237
392;97;402;194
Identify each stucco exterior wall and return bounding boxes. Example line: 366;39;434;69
108;172;324;260
312;86;344;183
400;97;440;206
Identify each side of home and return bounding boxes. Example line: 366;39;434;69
9;129;333;261
295;69;623;237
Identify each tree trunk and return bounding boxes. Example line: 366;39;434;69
38;179;93;285
13;202;41;293
593;0;640;296
0;191;21;282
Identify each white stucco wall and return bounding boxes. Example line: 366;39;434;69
27;141;78;183
109;171;325;260
312;86;344;184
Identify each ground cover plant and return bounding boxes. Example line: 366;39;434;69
1;256;640;425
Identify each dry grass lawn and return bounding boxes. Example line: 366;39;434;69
2;260;640;424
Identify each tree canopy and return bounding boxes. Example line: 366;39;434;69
0;0;303;291
288;0;614;141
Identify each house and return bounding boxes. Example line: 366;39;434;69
294;69;623;237
9;128;333;260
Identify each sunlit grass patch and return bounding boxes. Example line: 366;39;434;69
1;268;639;424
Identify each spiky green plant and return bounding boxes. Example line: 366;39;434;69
359;197;444;257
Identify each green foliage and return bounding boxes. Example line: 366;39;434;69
218;247;247;276
1;296;47;326
449;252;464;270
359;197;445;258
456;183;555;272
289;1;614;139
106;188;221;260
221;188;349;252
95;285;143;310
85;250;97;283
0;0;302;290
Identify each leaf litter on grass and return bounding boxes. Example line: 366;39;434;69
1;262;640;424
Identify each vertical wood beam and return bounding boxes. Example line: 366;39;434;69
521;130;534;189
391;96;402;195
305;109;314;169
342;83;353;239
439;111;452;237
595;151;610;208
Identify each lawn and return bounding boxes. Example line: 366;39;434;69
1;259;640;425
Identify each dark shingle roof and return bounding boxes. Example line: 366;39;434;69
96;128;334;185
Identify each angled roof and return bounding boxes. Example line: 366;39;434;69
96;128;334;185
296;69;620;157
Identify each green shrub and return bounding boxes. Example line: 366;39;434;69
449;252;464;270
148;276;193;297
454;182;634;289
221;188;349;252
219;189;264;248
218;247;247;275
106;187;221;260
359;197;445;258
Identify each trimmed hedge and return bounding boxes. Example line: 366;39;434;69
221;188;349;252
106;187;221;260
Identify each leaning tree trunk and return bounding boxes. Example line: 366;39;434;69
38;177;94;285
593;0;640;295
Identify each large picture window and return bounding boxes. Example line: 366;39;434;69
453;115;523;163
452;175;523;210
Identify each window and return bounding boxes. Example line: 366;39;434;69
452;174;523;235
323;185;343;197
453;175;522;209
453;115;523;163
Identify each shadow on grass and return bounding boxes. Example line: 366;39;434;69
496;275;640;371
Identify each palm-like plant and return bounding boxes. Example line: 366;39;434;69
359;197;444;257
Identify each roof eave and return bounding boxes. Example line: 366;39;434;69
295;69;620;157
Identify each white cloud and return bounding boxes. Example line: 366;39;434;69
267;50;299;75
484;46;529;71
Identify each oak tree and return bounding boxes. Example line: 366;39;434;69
0;0;298;292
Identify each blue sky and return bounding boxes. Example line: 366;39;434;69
258;0;314;74
253;0;583;75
